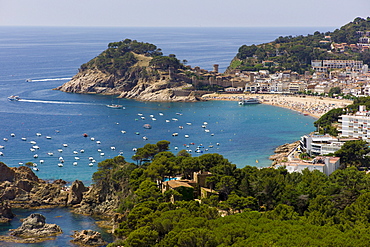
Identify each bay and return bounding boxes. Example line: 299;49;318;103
0;26;326;246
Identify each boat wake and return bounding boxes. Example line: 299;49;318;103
27;77;72;82
18;99;101;105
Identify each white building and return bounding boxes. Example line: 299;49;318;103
275;156;340;176
339;105;370;142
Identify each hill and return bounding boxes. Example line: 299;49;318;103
55;39;201;102
227;17;370;74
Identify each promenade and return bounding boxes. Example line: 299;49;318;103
202;93;353;119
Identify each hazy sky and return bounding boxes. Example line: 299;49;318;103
0;0;369;27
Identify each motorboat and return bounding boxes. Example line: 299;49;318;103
58;163;63;167
143;124;152;129
106;104;123;109
8;95;20;101
238;98;261;105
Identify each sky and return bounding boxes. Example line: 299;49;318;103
0;0;369;27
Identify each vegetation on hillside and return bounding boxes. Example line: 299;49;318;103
79;39;185;76
230;17;370;73
87;140;370;246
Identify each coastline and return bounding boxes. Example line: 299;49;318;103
202;93;353;119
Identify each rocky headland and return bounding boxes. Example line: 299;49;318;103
55;39;204;102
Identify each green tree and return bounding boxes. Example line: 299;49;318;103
334;140;370;167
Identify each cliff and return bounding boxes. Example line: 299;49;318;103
55;39;202;102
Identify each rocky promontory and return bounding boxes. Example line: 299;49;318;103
70;230;107;246
55;39;204;102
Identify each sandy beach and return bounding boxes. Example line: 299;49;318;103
202;93;353;119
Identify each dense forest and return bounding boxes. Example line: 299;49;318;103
88;140;370;246
229;17;370;74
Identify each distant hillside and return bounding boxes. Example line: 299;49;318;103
227;17;370;74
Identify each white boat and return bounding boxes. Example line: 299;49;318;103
45;136;52;139
26;79;32;82
0;152;3;156
185;135;189;138
58;163;64;167
36;133;42;136
58;149;63;152
80;149;85;153
10;133;15;137
8;95;21;101
40;160;44;163
121;130;126;134
21;137;27;141
143;136;148;140
3;138;8;141
88;163;94;166
0;145;4;149
172;133;178;136
73;162;78;166
63;144;68;147
33;167;39;171
32;145;40;149
33;154;38;158
73;151;78;154
96;141;101;144
111;146;116;150
30;141;37;144
75;157;80;160
90;137;95;141
238;98;261;105
48;152;54;156
106;104;123;109
100;153;105;156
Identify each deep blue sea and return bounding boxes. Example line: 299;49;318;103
0;26;331;246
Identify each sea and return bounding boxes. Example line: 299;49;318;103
0;26;332;246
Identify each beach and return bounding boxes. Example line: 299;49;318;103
202;93;353;119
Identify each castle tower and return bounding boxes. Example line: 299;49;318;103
213;64;219;73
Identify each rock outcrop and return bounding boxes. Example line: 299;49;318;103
10;213;62;238
269;141;300;164
67;180;88;205
70;230;107;246
0;201;14;223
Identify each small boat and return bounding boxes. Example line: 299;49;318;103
152;118;157;121
88;157;94;161
176;113;182;116
140;116;145;120
143;124;152;129
159;113;164;116
8;95;21;101
47;152;54;156
0;152;3;156
36;133;42;136
97;149;102;152
10;133;15;137
106;104;123;109
143;136;148;140
45;136;52;139
3;138;8;141
150;115;154;118
30;141;37;144
179;126;184;129
33;145;40;149
135;132;140;135
33;154;38;158
172;133;178;136
58;163;64;167
111;146;116;150
121;130;126;134
63;144;68;147
59;156;64;161
33;167;39;171
88;163;94;166
96;141;101;144
40;160;44;164
26;79;32;82
90;137;95;141
132;148;137;152
58;149;63;152
165;120;170;123
238;98;261;105
0;145;4;149
186;123;192;125
203;122;208;125
205;129;210;132
185;135;189;138
172;118;178;121
21;137;27;141
30;148;36;152
75;157;80;160
100;153;105;156
19;162;24;165
73;162;78;166
80;149;85;153
83;133;88;137
73;151;78;154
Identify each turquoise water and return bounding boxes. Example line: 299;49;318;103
0;26;323;246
